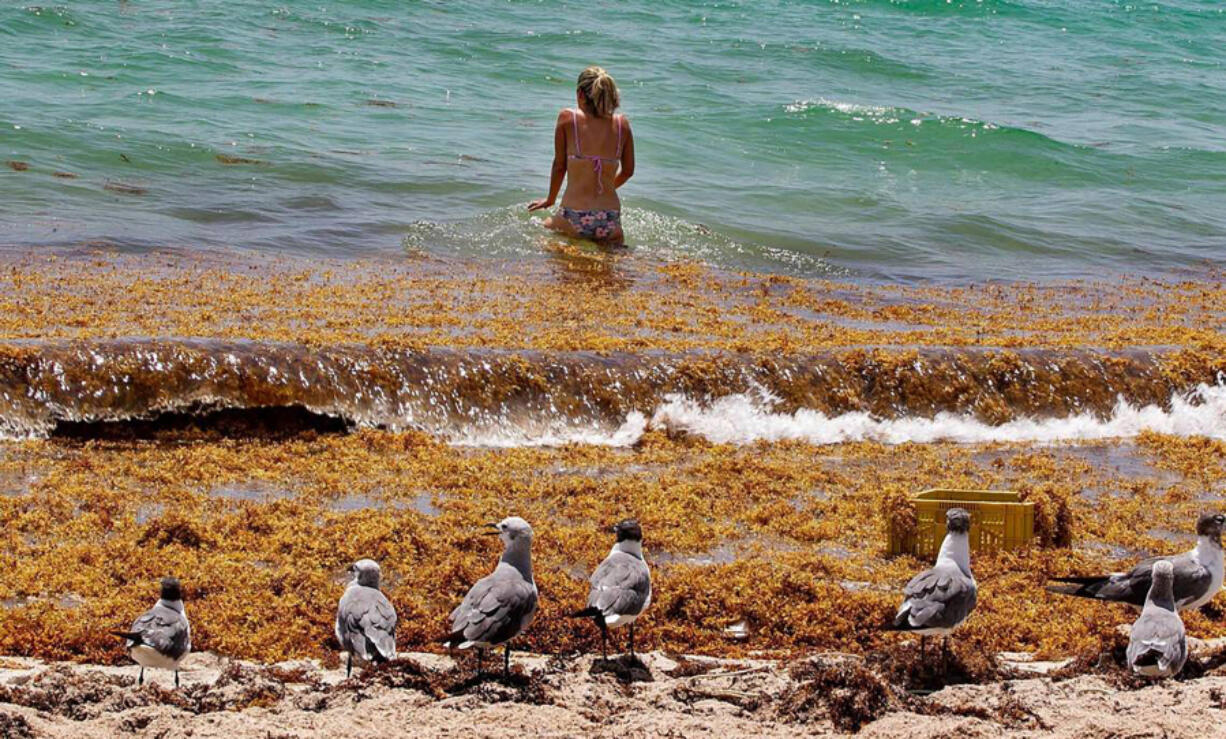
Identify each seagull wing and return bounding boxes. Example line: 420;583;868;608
1053;551;1209;608
450;567;538;647
894;564;977;631
1167;553;1214;608
337;586;397;661
130;604;190;660
588;551;651;618
1127;607;1188;675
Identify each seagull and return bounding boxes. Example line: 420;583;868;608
1046;512;1225;611
111;577;191;687
571;519;652;660
335;559;398;677
888;507;977;664
442;517;538;677
1127;560;1189;678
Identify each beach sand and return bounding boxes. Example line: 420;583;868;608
5;647;1226;738
2;251;1225;736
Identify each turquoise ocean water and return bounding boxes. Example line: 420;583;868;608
1;1;1223;281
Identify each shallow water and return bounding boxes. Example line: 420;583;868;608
3;1;1224;281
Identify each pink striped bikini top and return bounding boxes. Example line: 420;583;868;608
568;108;623;194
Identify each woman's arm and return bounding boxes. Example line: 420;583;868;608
614;117;634;189
528;111;569;211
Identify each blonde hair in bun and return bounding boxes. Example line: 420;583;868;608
576;66;620;118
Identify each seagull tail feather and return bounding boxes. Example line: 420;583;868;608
883;609;916;631
110;630;142;644
366;635;394;663
1044;581;1102;598
1048;576;1107;585
570;607;601;619
439;629;466;649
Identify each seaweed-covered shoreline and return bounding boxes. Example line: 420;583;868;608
3;251;1225;736
2;430;1224;664
5;647;1226;737
1;250;1224;354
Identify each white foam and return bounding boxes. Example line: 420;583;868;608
447;411;648;448
443;384;1226;448
7;385;1225;449
646;384;1226;446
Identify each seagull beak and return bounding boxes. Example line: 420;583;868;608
482;522;501;536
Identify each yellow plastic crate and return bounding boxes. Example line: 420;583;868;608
888;489;1034;558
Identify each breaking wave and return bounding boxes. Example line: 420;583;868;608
0;339;1222;447
645;384;1226;447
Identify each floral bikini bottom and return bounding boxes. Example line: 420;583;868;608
559;206;621;240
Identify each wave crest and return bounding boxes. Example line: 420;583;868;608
2;340;1223;447
647;384;1226;446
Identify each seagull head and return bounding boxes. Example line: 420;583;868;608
612;519;643;543
350;559;382;587
486;517;533;548
945;507;972;534
159;577;183;603
1196;512;1226;539
1151;559;1175;583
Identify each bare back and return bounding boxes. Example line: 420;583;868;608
560;108;629;212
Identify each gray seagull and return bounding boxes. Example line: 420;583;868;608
443;517;538;677
1047;512;1224;611
1127;560;1189;677
888;507;978;663
335;558;398;677
571;519;652;660
112;577;191;687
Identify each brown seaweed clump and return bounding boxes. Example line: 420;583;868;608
0;665;156;720
1016;479;1075;548
0;711;34;739
779;656;896;732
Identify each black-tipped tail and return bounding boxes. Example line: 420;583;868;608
365;637;392;664
883;607;914;632
1044;578;1105;599
111;630;142;644
1049;576;1108;585
571;607;608;629
439;630;465;649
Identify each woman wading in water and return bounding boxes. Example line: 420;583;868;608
528;66;635;245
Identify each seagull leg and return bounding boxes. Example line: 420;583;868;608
629;623;636;657
942;636;951;672
503;643;511;679
477;648;485;676
346;653;352;678
138;667;144;687
600;623;608;661
175;670;180;688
